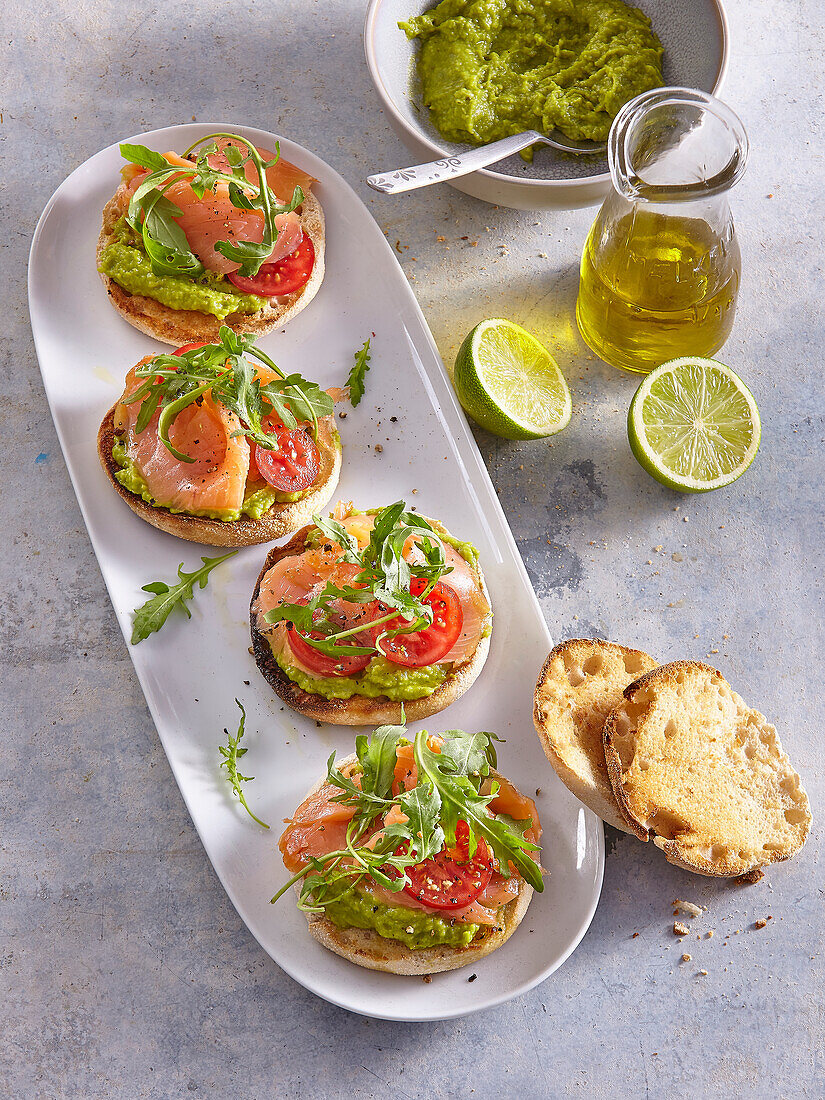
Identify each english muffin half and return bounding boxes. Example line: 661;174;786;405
602;662;812;876
533;639;658;831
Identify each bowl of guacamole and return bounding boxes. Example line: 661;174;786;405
365;0;729;209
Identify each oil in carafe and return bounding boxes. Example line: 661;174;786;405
576;208;741;374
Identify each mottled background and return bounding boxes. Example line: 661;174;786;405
2;0;823;1096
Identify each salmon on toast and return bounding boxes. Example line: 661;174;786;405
250;501;493;724
98;328;341;546
97;132;325;344
273;725;543;975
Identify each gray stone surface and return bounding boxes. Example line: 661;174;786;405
2;0;822;1095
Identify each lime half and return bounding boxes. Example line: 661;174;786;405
453;318;572;440
628;357;761;492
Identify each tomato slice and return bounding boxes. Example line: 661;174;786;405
227;236;315;297
286;597;379;678
173;342;209;356
377;578;463;667
254;418;320;493
401;821;493;910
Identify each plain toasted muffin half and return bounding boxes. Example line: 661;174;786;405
250;523;491;726
98;409;341;547
602;661;812;877
291;757;535;975
533;639;658;832
97;185;325;345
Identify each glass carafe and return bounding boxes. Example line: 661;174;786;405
576;87;748;374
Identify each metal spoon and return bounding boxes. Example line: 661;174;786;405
366;129;605;195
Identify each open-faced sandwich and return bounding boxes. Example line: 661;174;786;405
273;724;543;975
98;328;340;546
97;132;324;344
250;501;492;724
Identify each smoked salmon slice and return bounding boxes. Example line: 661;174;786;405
114;362;250;515
123;144;307;277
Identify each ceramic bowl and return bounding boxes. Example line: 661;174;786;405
364;0;730;210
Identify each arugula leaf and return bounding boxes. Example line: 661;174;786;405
413;729;543;890
355;725;405;804
213;186;304;276
131;550;237;644
140;192;204;277
129;327;332;459
261;502;454;663
219;700;270;829
346;338;371;407
119;142;169;171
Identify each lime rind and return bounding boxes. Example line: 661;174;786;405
455;318;572;441
628;357;761;492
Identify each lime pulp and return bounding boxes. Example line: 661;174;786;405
452;318;572;441
627;356;761;492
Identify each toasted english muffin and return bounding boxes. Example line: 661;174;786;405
533;639;658;832
96;186;325;345
293;757;535;975
250;522;491;725
98;409;341;547
602;661;812;876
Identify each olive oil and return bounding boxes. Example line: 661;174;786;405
576;209;741;374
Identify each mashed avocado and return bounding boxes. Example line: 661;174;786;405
112;439;305;521
275;649;449;701
323;886;483;949
98;218;267;319
401;0;664;151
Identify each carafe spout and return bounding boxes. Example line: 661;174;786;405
610;87;748;204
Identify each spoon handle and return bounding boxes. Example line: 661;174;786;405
366;131;546;194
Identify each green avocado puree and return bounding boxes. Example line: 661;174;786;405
112;439;304;522
98;219;267;319
323;886;483;949
275;650;450;701
401;0;664;152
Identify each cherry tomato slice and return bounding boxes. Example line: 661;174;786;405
401;821;493;910
286;597;379;678
254;419;320;493
377;578;463;667
173;342;209;356
227;236;315;297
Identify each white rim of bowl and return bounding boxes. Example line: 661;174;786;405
363;0;730;190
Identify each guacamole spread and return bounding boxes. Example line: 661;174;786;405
401;0;664;150
275;649;450;701
112;438;304;522
323;885;482;949
98;218;268;319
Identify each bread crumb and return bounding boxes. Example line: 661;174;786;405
735;867;764;885
753;919;768;930
673;900;704;918
698;969;708;976
682;953;692;962
706;930;714;939
673;921;690;936
422;974;432;983
632;932;639;938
